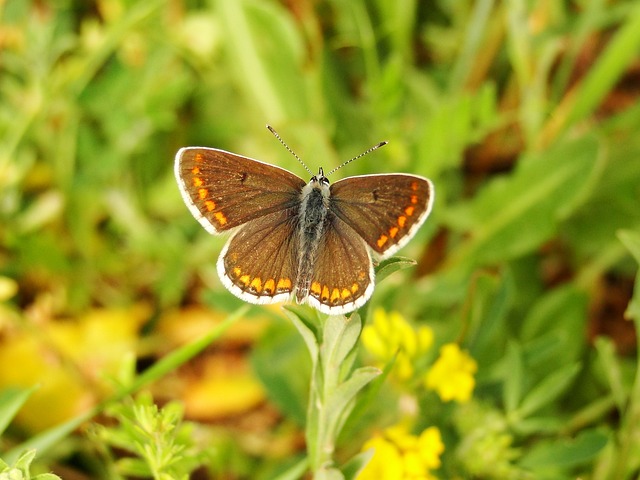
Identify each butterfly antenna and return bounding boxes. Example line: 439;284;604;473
266;125;313;176
325;140;388;177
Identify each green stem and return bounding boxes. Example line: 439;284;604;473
285;308;379;478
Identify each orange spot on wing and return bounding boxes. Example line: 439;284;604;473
405;206;415;216
351;283;359;294
398;215;407;227
377;235;388;248
193;177;203;187
264;279;275;294
341;288;351;300
198;188;208;199
411;181;419;191
311;282;322;296
330;288;340;303
389;226;399;238
277;278;292;292
195;153;204;163
192;166;201;174
239;275;250;286
410;195;418;204
321;286;330;301
214;212;228;225
205;200;216;211
233;267;241;277
250;277;262;293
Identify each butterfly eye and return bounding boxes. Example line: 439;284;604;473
310;174;330;186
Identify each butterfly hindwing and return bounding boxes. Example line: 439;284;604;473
175;147;306;234
329;174;434;258
305;214;374;315
218;208;299;304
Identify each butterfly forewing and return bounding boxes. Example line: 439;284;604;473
306;215;374;315
329;174;434;258
175;147;305;233
218;208;299;304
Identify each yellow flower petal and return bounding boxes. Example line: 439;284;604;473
426;343;477;403
359;436;404;480
418;427;445;469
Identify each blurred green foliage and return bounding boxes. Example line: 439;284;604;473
2;0;640;478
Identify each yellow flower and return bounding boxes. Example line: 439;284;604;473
362;308;434;381
426;343;477;403
358;435;403;480
358;425;444;480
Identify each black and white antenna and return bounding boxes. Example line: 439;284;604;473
266;125;313;176
325;140;388;177
267;124;387;177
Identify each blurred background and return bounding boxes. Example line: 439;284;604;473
1;0;640;478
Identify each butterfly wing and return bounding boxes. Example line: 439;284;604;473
175;147;306;234
305;214;374;315
218;208;299;304
329;174;434;258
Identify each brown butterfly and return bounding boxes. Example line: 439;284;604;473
175;127;434;314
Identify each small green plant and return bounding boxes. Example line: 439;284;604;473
0;388;61;480
96;393;200;480
0;450;61;480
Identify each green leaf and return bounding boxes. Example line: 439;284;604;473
374;256;417;284
519;429;609;470
503;341;524;414
467;270;513;362
117;457;153;477
517;363;581;419
215;0;309;121
341;449;374;480
559;4;640;134
521;286;587;341
3;410;95;465
327;367;381;418
619;230;640;325
513;416;564;436
284;306;320;361
270;458;309;480
322;313;362;370
447;134;601;265
0;386;37;436
14;449;36;472
520;285;588;367
252;323;310;426
618;229;640;264
595;337;627;412
314;467;345;480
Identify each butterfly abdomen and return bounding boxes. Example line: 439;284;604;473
295;180;330;302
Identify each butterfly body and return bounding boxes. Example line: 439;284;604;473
175;144;434;315
296;170;331;303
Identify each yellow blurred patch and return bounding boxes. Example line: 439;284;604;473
48;304;150;380
153;306;272;421
0;335;94;432
0;303;150;432
183;373;265;421
156;305;270;350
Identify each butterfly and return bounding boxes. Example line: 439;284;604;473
174;127;434;315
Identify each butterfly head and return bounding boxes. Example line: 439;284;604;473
310;167;330;187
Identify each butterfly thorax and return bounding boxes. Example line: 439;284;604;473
295;168;330;302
